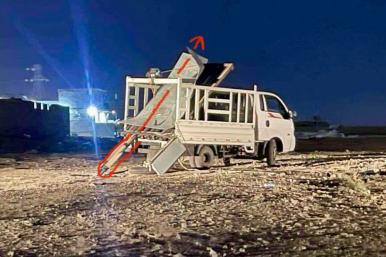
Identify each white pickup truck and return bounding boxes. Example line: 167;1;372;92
100;49;296;175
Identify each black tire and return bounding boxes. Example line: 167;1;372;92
195;146;215;169
266;139;277;166
223;157;231;166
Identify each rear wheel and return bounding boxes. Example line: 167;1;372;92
266;139;277;166
195;146;215;169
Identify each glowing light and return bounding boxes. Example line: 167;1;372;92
87;105;98;117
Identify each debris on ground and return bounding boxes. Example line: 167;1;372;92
0;152;385;256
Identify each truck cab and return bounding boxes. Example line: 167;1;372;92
254;91;296;165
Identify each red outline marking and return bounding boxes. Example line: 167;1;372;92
97;90;170;178
177;58;190;75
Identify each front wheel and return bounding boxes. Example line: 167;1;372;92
266;139;277;166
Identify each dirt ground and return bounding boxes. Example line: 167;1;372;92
0;152;385;257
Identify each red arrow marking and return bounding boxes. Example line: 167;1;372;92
97;89;170;178
189;35;205;50
177;58;191;75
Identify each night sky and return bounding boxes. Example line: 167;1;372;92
1;0;386;125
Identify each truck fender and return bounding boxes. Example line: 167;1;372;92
266;137;284;153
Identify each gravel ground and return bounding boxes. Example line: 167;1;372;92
0;152;385;257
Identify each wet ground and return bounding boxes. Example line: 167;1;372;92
0;152;385;256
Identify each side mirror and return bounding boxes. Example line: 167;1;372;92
288;110;297;118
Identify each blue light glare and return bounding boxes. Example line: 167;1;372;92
69;0;100;158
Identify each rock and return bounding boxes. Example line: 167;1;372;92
207;247;218;257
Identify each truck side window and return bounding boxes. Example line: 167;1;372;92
264;95;287;117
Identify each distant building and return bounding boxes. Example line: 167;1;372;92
58;88;120;138
295;117;344;139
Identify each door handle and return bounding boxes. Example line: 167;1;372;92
266;120;270;127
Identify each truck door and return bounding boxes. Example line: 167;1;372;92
260;93;294;151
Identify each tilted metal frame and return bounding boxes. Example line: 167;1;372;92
124;77;179;131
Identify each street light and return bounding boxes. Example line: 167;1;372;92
86;105;98;117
